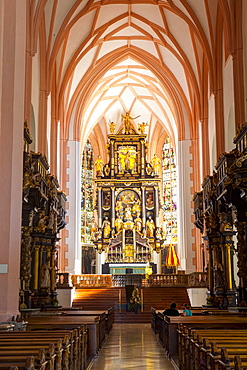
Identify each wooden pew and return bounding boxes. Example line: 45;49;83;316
0;345;55;370
177;325;247;370
0;356;36;370
0;339;62;370
0;349;47;370
234;354;247;370
43;307;114;335
200;339;247;370
212;347;247;370
26;315;99;359
59;310;107;348
0;329;78;370
163;315;247;359
186;329;247;370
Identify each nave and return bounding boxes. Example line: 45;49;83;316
89;323;175;370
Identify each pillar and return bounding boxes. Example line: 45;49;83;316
65;140;82;274
177;140;194;272
0;0;26;321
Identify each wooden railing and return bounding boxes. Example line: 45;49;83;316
71;274;112;288
148;272;208;288
57;272;207;289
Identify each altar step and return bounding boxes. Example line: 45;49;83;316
72;287;190;321
114;311;151;323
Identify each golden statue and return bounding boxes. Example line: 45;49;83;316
108;120;116;133
90;218;99;242
151;154;161;176
121;112;140;134
94;155;104;177
134;212;142;232
115;214;123;233
132;198;141;216
146;215;155;238
118;146;137;172
102;216;111;238
138;122;149;134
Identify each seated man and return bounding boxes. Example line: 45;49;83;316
163;302;180;316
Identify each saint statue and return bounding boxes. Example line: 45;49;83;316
118;146;137;172
121;112;140;134
132;198;141;216
40;263;51;289
134;212;142;233
102;216;111;238
94;155;104;177
90;218;99;242
124;204;133;222
115;214;123;233
35;212;48;233
138;121;149;134
151;154;161;176
108;120;116;133
146;215;155;238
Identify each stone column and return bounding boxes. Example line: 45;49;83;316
98;187;102;228
65;140;82;274
111;187;115;233
141;187;146;233
154;186;159;228
110;140;115;177
177;140;194;272
141;139;145;177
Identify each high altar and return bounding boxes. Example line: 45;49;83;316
92;113;165;274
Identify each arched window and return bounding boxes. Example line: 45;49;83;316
81;141;94;243
162;137;178;272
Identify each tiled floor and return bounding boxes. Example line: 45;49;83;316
88;323;176;370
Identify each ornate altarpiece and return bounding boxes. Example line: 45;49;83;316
92;114;165;272
20;123;67;309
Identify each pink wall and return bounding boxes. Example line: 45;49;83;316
0;0;26;321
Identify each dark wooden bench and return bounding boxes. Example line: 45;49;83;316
164;315;247;359
182;327;247;370
0;339;62;370
0;328;80;370
26;315;99;361
0;356;36;370
177;325;247;370
0;349;47;370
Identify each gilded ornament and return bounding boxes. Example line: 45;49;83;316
235;154;247;168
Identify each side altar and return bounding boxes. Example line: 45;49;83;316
91;113;165;272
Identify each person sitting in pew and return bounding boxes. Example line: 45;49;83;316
182;303;193;316
163;302;180;316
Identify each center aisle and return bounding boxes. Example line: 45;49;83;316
88;323;176;369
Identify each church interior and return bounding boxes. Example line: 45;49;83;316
1;0;247;369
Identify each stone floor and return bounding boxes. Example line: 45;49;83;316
88;323;176;369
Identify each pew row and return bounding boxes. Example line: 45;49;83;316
156;314;247;358
26;315;101;357
0;356;36;370
177;325;247;370
0;349;47;370
0;328;84;370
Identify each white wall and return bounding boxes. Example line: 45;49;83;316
187;288;207;307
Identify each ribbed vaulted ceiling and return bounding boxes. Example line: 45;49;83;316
34;0;229;149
